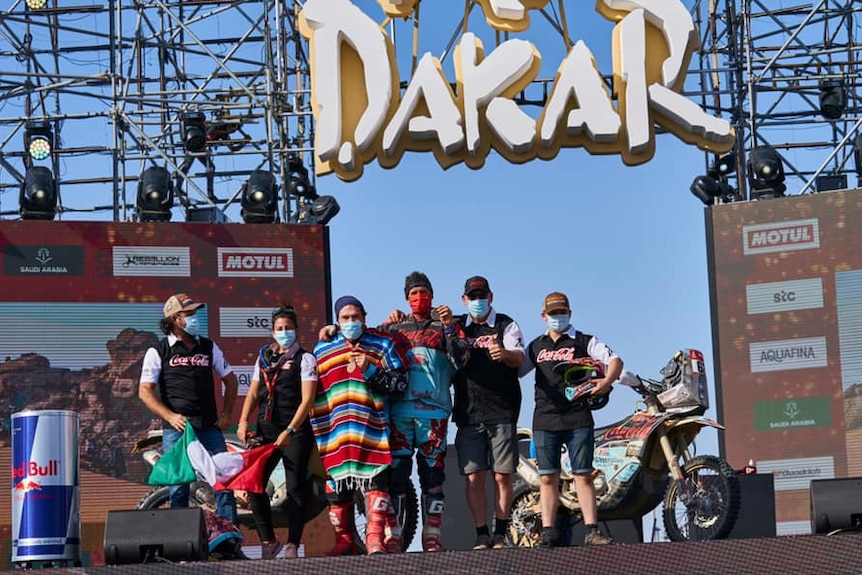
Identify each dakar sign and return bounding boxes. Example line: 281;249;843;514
298;0;734;182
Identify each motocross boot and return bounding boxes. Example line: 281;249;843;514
384;493;406;553
364;490;391;555
326;501;360;556
421;492;445;552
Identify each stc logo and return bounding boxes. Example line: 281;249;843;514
220;308;275;337
742;219;820;255
773;291;795;303
217;248;294;277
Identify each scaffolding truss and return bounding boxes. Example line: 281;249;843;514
0;0;313;222
1;1;858;220
692;0;862;198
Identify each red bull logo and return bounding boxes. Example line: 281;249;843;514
14;478;43;493
13;459;59;480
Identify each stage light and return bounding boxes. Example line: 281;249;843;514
135;166;174;222
181;112;207;153
714;153;736;178
24;122;53;162
690;175;737;206
26;0;47;9
816;174;847;192
747;146;786;200
19;166;58;220
240;170;278;224
819;79;846;120
287;155;314;198
310;195;340;225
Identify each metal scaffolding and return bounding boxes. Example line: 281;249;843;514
692;0;862;198
2;1;858;218
0;0;314;222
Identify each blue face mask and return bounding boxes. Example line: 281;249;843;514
340;321;364;341
274;330;296;348
467;299;490;319
546;314;570;333
181;315;199;337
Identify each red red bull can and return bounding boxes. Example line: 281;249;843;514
11;410;81;565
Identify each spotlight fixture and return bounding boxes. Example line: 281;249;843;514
714;153;736;179
19;166;58;220
747;146;786;200
135;166;174;222
287;155;314;198
819;78;846;120
26;0;48;9
310;195;340;225
241;170;278;224
181;112;207;153
24;122;53;162
690;175;737;206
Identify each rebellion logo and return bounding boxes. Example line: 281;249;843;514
217;248;294;277
742;219;820;255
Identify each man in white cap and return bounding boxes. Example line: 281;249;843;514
138;293;239;524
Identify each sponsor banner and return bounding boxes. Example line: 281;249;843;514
749;336;828;373
776;521;811;536
757;456;834;491
742;218;820;255
226;365;255;397
753;396;832;431
3;245;85;276
746;278;824;315
217;248;293;277
219;307;274;338
112;246;191;277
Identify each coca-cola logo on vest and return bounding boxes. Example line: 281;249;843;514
169;354;211;367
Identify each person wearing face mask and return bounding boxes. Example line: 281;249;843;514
311;295;408;556
373;272;470;553
138;293;239;525
236;302;317;559
519;291;623;547
452;275;525;550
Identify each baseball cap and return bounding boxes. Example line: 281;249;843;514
543;292;571;314
163;293;205;318
463;275;491;296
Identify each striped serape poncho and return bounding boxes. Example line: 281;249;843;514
311;327;406;491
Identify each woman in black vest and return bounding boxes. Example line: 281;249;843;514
237;302;318;559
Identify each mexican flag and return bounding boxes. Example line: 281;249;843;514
147;422;277;493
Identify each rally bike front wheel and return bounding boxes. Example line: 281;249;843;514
662;455;740;542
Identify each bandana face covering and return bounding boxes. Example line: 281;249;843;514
408;293;433;316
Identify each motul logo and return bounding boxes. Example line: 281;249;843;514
217;248;294;277
743;219;819;255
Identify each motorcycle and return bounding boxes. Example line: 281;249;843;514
132;430;419;553
508;349;741;546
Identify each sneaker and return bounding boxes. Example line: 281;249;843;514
261;539;284;560
537;527;559;549
283;543;298;559
584;528;614;546
491;534;508;549
472;533;492;550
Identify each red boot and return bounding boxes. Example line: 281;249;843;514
422;493;445;552
326;500;360;556
364;490;390;555
384;493;405;553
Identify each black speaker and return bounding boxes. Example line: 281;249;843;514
103;508;208;565
810;477;862;534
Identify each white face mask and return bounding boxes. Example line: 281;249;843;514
546;314;570;332
181;315;199;337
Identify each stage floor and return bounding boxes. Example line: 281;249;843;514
7;532;861;575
